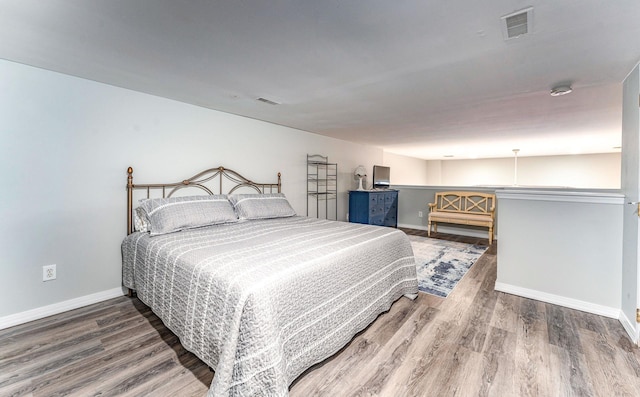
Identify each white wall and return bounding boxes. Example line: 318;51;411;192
392;153;622;188
427;153;621;188
425;160;442;185
0;59;383;322
382;151;429;185
620;63;640;339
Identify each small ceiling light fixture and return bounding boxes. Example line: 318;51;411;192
550;85;573;96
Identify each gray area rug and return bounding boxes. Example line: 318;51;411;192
408;235;488;298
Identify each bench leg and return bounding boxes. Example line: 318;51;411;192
428;221;437;237
488;225;494;245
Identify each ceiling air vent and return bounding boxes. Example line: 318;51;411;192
256;97;280;105
501;7;533;40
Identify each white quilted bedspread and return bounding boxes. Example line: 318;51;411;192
122;216;418;396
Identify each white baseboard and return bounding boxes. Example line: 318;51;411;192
398;223;495;240
619;310;639;345
494;282;620;319
0;287;125;330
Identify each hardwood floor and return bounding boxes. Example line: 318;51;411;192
2;231;639;396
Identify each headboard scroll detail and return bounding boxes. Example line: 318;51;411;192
126;166;282;235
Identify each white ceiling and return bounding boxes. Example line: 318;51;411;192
1;0;639;159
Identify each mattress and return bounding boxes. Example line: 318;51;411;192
122;216;418;396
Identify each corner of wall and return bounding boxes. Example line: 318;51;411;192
619;309;639;345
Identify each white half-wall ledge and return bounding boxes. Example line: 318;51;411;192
0;288;125;330
497;189;624;204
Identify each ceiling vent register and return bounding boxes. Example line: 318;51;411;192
256;97;280;105
501;7;533;40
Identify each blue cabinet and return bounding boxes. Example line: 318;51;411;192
348;190;398;227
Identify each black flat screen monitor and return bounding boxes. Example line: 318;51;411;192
372;165;390;189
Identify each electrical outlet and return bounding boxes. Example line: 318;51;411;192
418;211;423;218
43;264;56;281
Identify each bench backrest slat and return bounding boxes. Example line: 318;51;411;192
434;191;495;215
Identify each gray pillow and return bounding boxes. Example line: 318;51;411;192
139;195;238;236
228;193;296;220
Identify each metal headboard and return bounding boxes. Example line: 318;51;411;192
126;166;282;235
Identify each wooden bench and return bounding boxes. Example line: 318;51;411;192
427;191;496;244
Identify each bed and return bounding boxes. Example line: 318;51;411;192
121;166;419;396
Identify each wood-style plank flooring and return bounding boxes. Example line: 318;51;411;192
2;230;640;396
